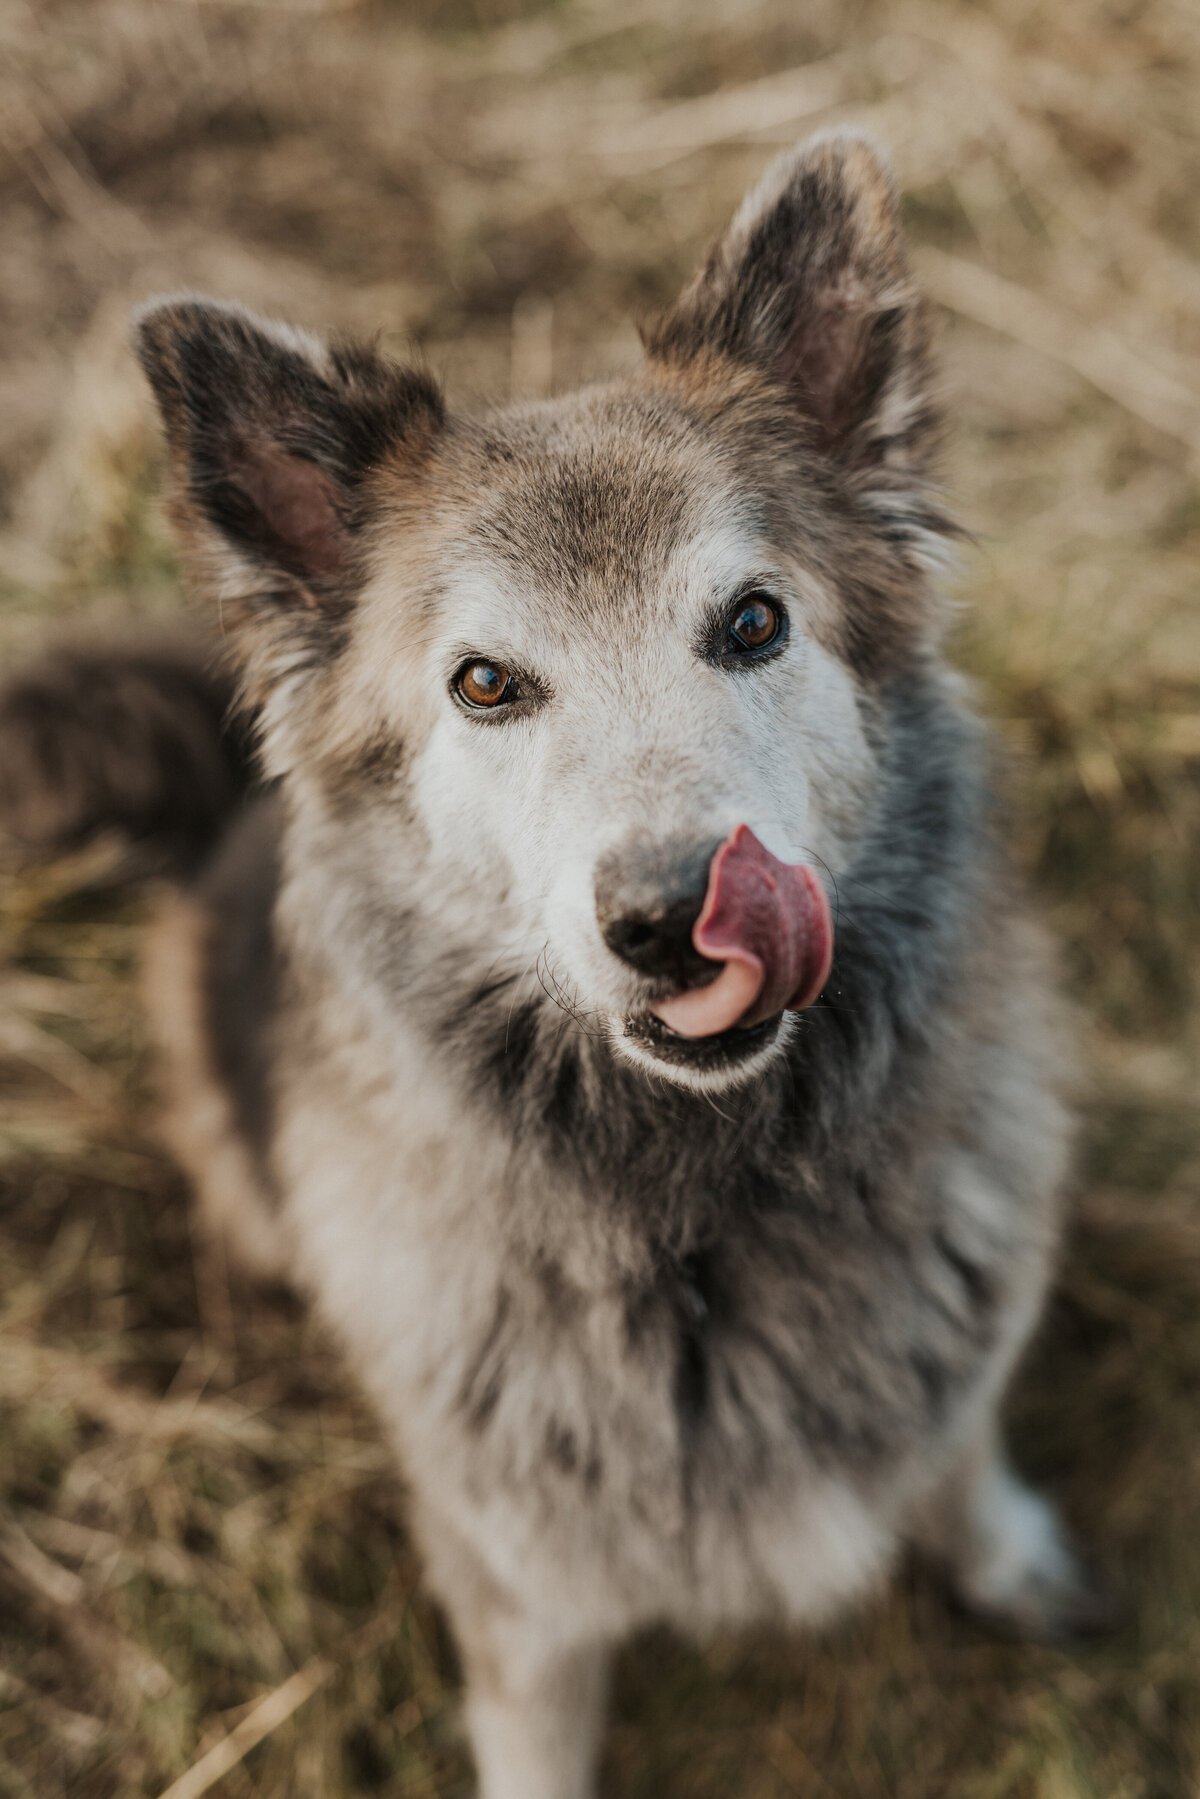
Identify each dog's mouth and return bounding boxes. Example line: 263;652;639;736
623;1007;784;1070
646;824;833;1042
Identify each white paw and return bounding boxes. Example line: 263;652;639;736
954;1471;1114;1641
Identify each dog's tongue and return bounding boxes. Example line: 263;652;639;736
650;825;833;1039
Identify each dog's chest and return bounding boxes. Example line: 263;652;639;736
389;1201;992;1628
277;1025;1012;1626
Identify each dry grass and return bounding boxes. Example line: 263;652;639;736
0;1;1198;1794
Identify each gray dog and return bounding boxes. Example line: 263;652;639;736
0;132;1106;1799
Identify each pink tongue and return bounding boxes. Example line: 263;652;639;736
649;825;833;1039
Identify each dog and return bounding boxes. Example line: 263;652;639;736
0;132;1108;1799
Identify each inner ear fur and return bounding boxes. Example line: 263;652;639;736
135;298;444;616
645;132;937;481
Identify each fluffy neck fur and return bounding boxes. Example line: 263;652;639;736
280;658;995;1269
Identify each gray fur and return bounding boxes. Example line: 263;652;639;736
0;133;1103;1799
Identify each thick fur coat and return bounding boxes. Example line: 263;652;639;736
0;134;1105;1799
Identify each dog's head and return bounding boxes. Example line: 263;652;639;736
137;133;952;1094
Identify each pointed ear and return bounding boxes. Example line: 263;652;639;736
134;297;443;638
645;133;937;483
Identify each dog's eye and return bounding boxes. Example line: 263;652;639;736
456;660;514;709
727;594;781;653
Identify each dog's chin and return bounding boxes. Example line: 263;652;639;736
611;1008;793;1093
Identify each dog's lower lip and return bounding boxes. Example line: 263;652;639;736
646;1014;774;1042
624;1008;783;1065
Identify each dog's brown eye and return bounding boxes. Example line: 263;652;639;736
457;661;513;708
728;595;781;653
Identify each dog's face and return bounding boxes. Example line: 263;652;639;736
339;386;874;1088
138;133;949;1093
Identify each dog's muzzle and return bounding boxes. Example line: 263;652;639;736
596;825;833;1041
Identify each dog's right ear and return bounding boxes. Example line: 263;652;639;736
135;298;443;673
645;134;936;492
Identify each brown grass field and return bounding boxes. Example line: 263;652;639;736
1;2;1198;1794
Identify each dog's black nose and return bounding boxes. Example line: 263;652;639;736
595;835;724;988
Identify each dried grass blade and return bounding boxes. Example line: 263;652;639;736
0;1668;105;1756
155;1610;398;1799
594;57;849;166
917;246;1200;461
0;1516;175;1700
154;1659;335;1799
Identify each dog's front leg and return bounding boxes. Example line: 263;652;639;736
459;1618;610;1799
911;1415;1112;1641
417;1506;610;1799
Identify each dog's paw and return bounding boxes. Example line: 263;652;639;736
952;1475;1117;1643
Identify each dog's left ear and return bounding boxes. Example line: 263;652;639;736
646;133;935;481
134;298;445;694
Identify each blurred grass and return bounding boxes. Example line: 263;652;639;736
1;0;1199;1794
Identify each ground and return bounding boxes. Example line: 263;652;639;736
1;1;1199;1795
